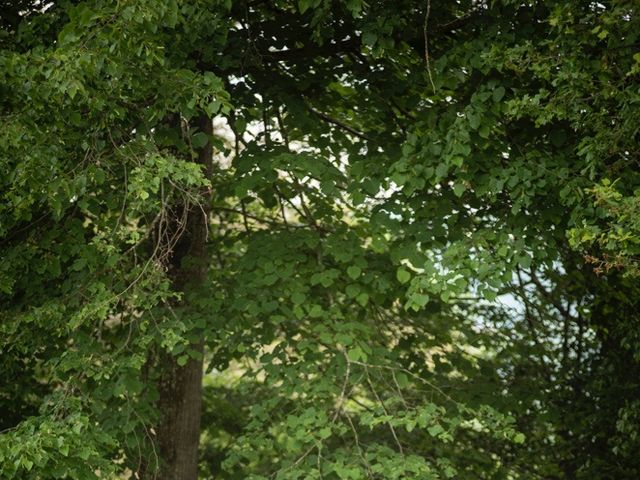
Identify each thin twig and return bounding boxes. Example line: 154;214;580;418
364;366;404;457
423;0;436;94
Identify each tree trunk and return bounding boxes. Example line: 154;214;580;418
155;114;213;480
156;345;205;480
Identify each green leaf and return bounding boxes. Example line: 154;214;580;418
436;163;449;179
346;284;360;298
362;31;377;47
409;292;429;308
397;267;411;284
453;183;466;197
291;291;306;305
356;292;369;306
308;304;324;318
484;289;497;302
192;132;209;148
348;347;364;362
205;100;221;116
59;444;70;457
22;458;34;471
347;265;362;279
177;355;189;367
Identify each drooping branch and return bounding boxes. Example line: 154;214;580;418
307;106;371;141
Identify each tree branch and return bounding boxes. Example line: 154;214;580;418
307;106;371;141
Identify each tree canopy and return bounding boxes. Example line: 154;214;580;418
1;1;640;479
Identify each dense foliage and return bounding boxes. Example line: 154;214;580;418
1;1;639;479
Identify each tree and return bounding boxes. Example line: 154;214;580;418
1;1;639;479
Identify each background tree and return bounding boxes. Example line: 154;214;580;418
1;1;639;479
